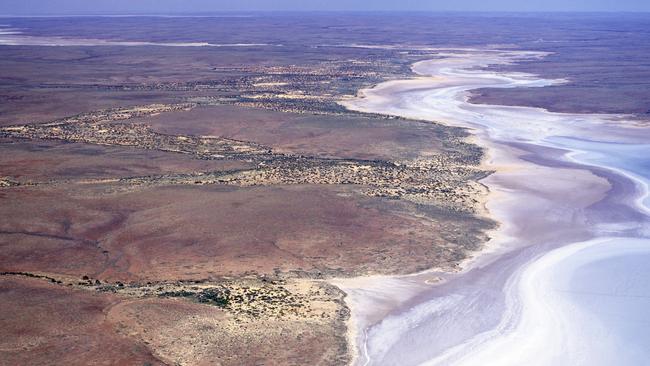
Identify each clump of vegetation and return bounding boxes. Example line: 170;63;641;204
196;288;230;307
159;288;230;308
1;271;63;284
159;290;195;298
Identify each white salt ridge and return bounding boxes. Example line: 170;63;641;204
0;26;277;47
426;237;650;366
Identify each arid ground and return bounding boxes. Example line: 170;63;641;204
1;13;648;366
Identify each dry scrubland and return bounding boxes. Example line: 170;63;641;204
0;28;492;365
4;14;646;366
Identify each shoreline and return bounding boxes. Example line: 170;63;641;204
332;126;610;366
334;48;650;365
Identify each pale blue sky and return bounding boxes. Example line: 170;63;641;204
1;0;649;15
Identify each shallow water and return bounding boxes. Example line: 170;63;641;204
340;49;650;365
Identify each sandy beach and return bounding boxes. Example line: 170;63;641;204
336;49;650;365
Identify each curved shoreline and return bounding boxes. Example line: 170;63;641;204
336;48;650;365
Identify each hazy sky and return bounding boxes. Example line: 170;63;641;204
1;0;649;15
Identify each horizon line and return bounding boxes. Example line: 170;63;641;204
1;10;650;18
